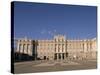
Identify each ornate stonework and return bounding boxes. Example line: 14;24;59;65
16;35;97;60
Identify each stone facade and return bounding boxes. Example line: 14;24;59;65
16;35;97;60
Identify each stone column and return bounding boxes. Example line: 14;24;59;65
64;53;65;60
23;44;25;54
20;44;23;60
17;43;20;52
28;44;30;55
87;43;88;52
62;53;63;60
24;44;27;54
19;44;21;53
61;53;62;60
28;45;32;56
57;53;59;60
84;42;87;52
20;44;23;53
26;44;28;54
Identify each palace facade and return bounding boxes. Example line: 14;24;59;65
15;35;97;60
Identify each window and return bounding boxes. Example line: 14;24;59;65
51;44;53;46
55;44;57;47
62;39;64;42
90;43;92;49
58;44;60;46
58;39;60;42
62;44;64;46
83;44;84;49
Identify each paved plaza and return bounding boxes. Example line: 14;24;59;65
14;60;97;74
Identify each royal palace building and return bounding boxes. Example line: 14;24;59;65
15;35;97;61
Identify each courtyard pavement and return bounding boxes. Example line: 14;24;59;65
14;59;97;74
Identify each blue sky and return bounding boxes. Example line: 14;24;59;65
14;2;97;40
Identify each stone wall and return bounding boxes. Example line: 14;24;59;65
15;35;97;61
